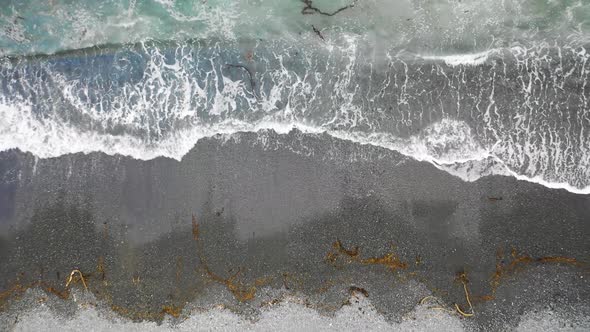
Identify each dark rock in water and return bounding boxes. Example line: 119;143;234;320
0;131;588;330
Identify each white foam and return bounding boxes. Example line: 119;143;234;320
2;40;590;194
328;120;590;194
2;99;589;194
420;49;498;66
0;100;321;161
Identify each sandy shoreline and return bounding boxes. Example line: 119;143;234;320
0;130;588;330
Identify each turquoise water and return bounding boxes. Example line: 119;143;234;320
1;0;589;56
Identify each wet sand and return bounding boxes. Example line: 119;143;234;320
0;130;588;330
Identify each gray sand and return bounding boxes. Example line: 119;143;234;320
0;130;588;330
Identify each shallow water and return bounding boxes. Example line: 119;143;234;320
1;1;590;192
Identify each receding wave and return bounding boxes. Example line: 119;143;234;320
1;36;590;194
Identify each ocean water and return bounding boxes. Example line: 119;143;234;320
0;0;589;193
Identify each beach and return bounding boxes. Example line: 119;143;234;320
0;130;588;330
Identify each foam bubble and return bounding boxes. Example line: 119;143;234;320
420;49;498;66
1;41;589;195
2;98;590;194
0;100;321;160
